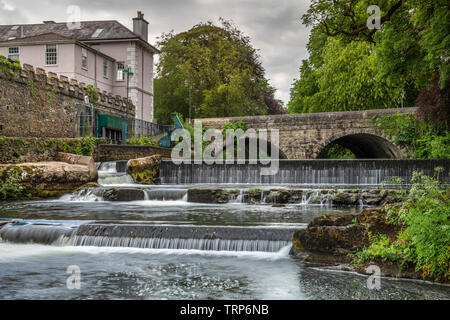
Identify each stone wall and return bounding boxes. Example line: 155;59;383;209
0;63;135;138
96;144;172;161
198;108;418;159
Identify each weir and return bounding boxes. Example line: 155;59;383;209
0;222;294;252
159;159;450;185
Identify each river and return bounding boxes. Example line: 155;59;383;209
0;161;448;300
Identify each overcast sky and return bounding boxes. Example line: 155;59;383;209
1;0;312;105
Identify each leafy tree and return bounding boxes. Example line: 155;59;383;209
289;38;402;113
154;19;283;124
289;0;450;114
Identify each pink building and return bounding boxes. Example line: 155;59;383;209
0;11;159;123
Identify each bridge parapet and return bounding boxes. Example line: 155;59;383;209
197;108;417;159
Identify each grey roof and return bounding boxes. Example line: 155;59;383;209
0;32;74;43
0;21;159;53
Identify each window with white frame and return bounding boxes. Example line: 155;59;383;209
117;62;125;81
103;59;109;78
45;44;57;65
8;47;19;61
81;48;88;70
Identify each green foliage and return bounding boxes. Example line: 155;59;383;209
127;136;157;146
375;113;449;159
0;169;29;201
154;19;283;124
317;143;356;159
86;85;99;104
0;137;105;162
72;137;99;156
355;170;450;282
290;0;450;114
223;120;248;135
352;233;404;264
0;54;21;78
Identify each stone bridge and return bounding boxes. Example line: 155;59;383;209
197;107;417;159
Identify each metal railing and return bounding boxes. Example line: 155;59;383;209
75;103;171;141
128;118;172;137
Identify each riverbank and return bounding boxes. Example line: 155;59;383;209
290;173;449;284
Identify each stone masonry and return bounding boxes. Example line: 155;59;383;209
0;63;135;138
198;108;417;159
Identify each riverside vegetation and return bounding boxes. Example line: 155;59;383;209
0;137;105;201
292;170;449;283
351;170;449;282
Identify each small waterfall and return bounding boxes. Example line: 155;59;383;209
1;222;294;253
143;189;187;201
234;189;244;203
59;187;104;202
97;161;134;185
98;173;135;185
97;161;117;173
64;236;290;252
0;223;75;245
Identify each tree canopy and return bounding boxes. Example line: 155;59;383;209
288;0;449;114
154;19;283;124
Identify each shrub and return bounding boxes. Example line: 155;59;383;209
127;136;157;146
0;169;29;201
353;170;450;282
375;113;449;159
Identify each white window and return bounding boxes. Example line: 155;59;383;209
92;28;103;38
117;62;125;81
45;44;57;65
81;48;88;70
8;47;19;61
103;60;109;78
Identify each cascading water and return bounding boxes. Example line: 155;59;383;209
1;158;448;299
0;221;293;253
159;159;450;186
97;161;135;185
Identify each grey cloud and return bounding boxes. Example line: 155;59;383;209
7;0;312;105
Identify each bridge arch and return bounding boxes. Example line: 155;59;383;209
316;133;405;159
218;136;288;160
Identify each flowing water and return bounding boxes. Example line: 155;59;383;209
0;161;448;300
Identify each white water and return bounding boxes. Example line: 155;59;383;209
0;241;292;262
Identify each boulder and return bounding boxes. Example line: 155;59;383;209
332;190;360;205
103;188;146;201
290;206;400;261
55;152;98;181
126;155;161;184
187;188;239;203
0;155;98;199
293;224;367;255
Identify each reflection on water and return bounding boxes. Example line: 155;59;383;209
0;199;360;226
0;183;448;300
0;244;448;300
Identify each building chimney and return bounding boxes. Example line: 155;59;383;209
133;11;148;42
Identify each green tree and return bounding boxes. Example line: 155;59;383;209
154;19;283;124
288;38;402;113
289;0;450;114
